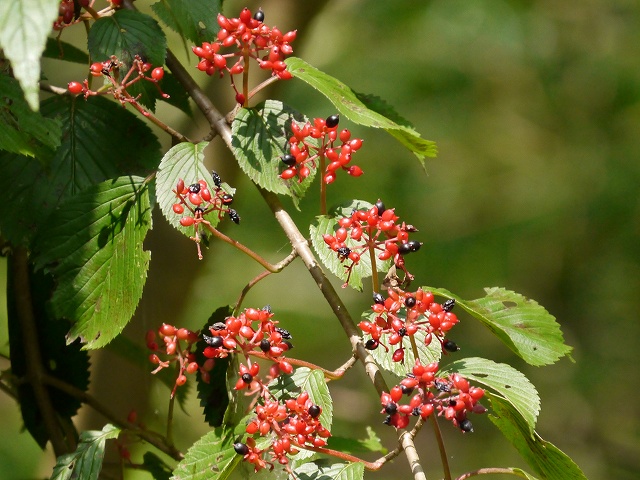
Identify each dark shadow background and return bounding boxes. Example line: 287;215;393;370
0;1;638;478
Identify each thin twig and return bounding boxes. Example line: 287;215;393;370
455;467;527;479
431;413;452;480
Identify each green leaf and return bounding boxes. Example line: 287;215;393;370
50;424;121;480
294;460;364;480
33;176;152;349
196;306;233;427
285;57;437;167
488;395;588;480
326;427;387;455
156;141;231;237
0;94;160;245
88;10;167;67
0;0;60;110
439;357;540;430
7;263;90;449
427;287;573;366
43;37;90;63
309;200;392;291
231;99;317;208
171;427;241;480
151;0;221;44
0;73;62;157
361;309;441;377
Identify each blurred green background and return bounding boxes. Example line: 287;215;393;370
1;0;638;478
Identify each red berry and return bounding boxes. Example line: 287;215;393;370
67;81;83;94
180;216;194;226
90;62;103;76
172;203;184;214
176;374;187;386
151;67;164;80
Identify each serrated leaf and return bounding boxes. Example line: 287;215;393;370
269;368;333;432
326;426;387;455
196;306;233;427
88;10;167;67
231;100;316;208
0;0;60;110
427;287;573;366
285;57;437;168
171;427;241;480
43;37;90;63
0;73;62;157
294;460;364;480
361;309;441;377
309;200;392;291
488;395;588;480
50;424;121;480
33;177;152;349
7;263;90;448
157;141;231;237
439;357;540;430
151;0;221;44
0;94;160;245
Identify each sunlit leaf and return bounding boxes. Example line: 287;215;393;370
286;57;437;168
439;357;540;430
0;0;60;110
232;99;316;208
171;427;241;480
33;177;152;349
427;287;573;366
309;200;392;291
294;459;364;480
50;424;121;480
488;394;588;480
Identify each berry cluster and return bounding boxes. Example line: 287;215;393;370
380;360;486;432
359;287;459;363
67;55;167;116
235;391;330;472
54;0;84;29
172;172;240;259
147;324;214;396
322;200;420;286
192;7;296;101
281;114;364;184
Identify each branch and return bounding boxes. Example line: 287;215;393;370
455;468;529;479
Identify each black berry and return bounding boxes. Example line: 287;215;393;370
188;183;201;194
228;208;240;224
373;292;385;305
203;334;223;348
443;339;459;352
234;442;249;455
375;200;386;215
325;114;339;128
337;246;351;258
253;9;264;22
281;154;296;166
308;405;321;418
241;373;253;384
212;171;222;188
259;339;271;352
275;327;292;339
404;296;416;308
459;418;474;433
384;402;397;415
365;339;379;350
222;194;234;204
442;299;456;312
211;322;226;331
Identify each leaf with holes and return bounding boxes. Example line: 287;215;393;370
286;57;437;168
88;9;166;67
33;177;152;349
439;357;540;430
51;424;121;480
428;287;573;366
232;99;316;208
488;394;587;480
310;200;392;291
0;0;59;110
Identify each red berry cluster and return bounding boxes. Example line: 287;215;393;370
53;0;89;30
67;56;168;115
380;360;485;432
236;391;330;472
192;7;296;98
172;172;240;259
281;114;364;184
359;287;460;363
322;200;420;287
201;306;293;377
147;324;214;396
